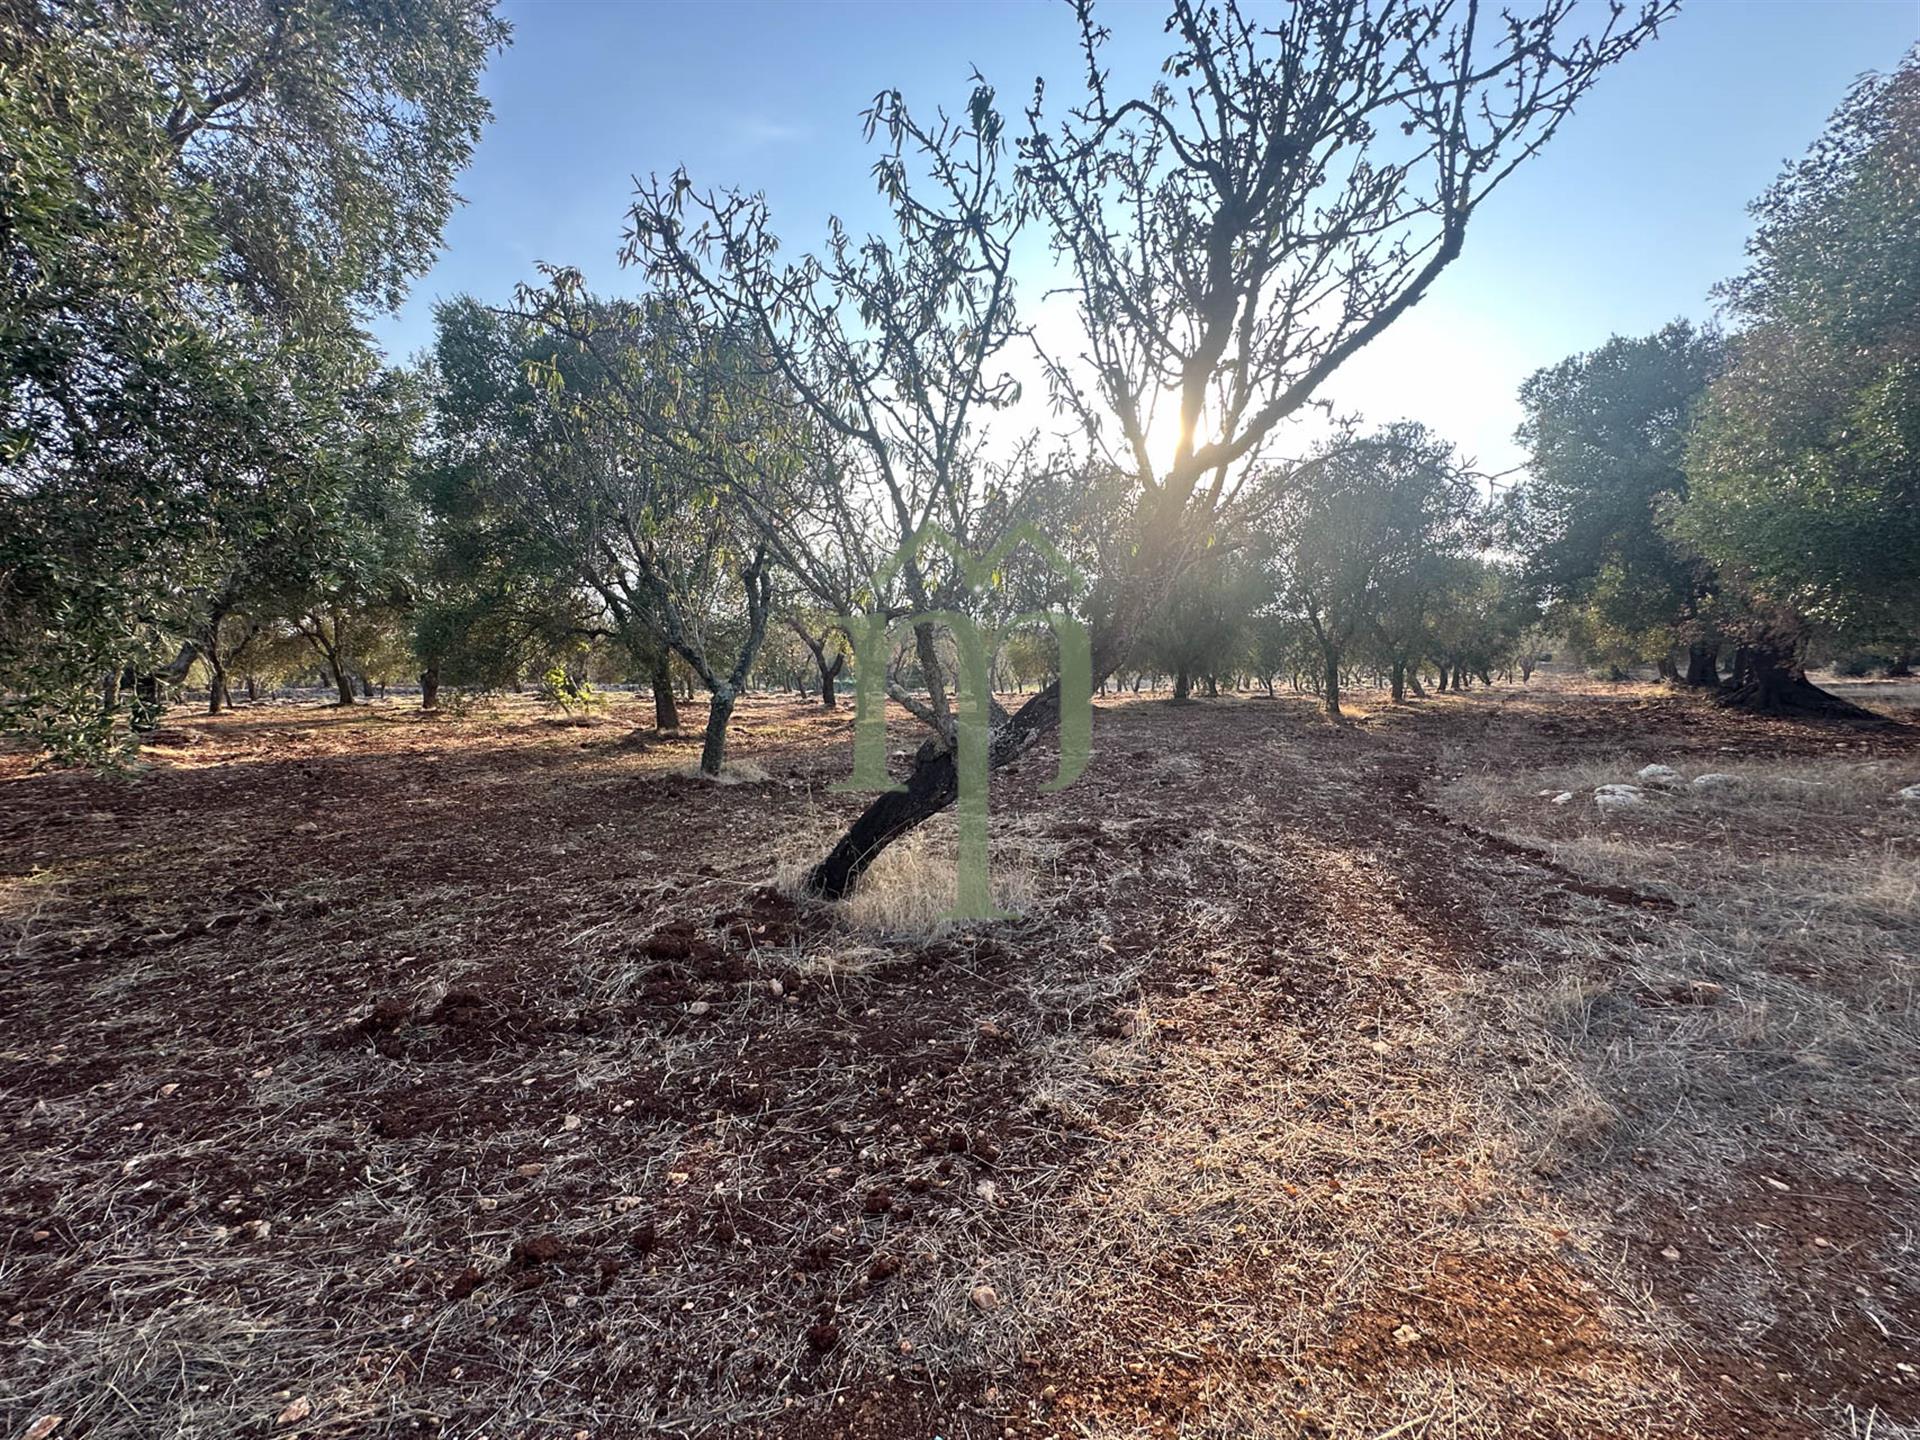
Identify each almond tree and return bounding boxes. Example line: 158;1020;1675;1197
466;281;795;774
623;80;1041;741
630;0;1672;898
785;613;851;708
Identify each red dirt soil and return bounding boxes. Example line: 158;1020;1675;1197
1;680;1915;1439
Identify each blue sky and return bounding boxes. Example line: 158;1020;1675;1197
371;0;1920;471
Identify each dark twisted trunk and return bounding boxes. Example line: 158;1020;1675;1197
299;615;355;707
1719;641;1876;718
1323;649;1342;717
123;640;197;730
805;677;1069;901
1172;668;1191;701
665;548;773;777
1684;643;1720;688
814;645;845;708
700;687;736;775
1390;661;1405;704
801;545;1179;900
650;650;679;732
1728;646;1750;687
200;605;230;716
420;666;441;711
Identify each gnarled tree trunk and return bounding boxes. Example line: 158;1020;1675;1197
650;650;679;732
1684;643;1720;687
1719;642;1874;717
805;676;1070;900
700;687;736;775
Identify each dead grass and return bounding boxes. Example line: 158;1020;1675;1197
1024;818;1689;1440
769;810;1069;944
6;685;1918;1439
677;758;775;785
1439;751;1920;1434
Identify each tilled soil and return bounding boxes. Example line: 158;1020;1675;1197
2;681;1915;1440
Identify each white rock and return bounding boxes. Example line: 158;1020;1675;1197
1550;791;1574;805
1635;764;1685;790
1897;784;1920;803
1691;772;1739;790
1594;784;1647;809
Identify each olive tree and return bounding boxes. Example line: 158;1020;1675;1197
1674;48;1920;711
1512;322;1724;685
0;0;506;759
1267;423;1477;716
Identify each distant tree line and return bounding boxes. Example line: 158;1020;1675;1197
56;1;1920;904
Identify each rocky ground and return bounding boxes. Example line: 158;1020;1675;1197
2;674;1915;1440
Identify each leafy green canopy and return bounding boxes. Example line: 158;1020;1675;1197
1511;321;1722;669
1674;48;1920;654
1273;422;1481;656
0;0;506;760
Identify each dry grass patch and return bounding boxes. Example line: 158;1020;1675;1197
1025;816;1688;1440
1439;754;1920;1434
772;810;1068;944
